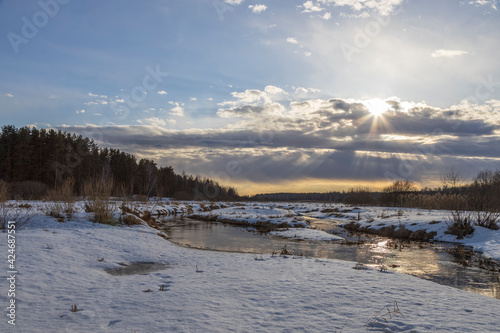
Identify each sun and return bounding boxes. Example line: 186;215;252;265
366;99;389;117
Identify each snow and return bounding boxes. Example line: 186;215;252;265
273;202;500;260
1;200;500;332
191;205;309;227
270;228;344;241
460;227;500;259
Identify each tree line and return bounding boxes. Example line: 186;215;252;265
251;168;500;212
0;125;238;200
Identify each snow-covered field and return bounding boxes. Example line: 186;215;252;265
1;200;500;332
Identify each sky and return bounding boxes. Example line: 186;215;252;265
1;0;500;195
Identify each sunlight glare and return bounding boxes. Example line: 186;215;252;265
366;99;389;117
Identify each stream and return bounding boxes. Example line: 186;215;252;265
159;216;500;300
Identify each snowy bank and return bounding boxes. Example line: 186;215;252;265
270;228;344;241
1;213;500;332
189;205;309;229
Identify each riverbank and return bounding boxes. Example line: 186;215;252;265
191;202;500;261
1;201;500;332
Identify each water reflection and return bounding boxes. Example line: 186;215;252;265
159;217;500;300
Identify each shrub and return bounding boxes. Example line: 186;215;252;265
344;186;374;205
42;202;66;222
0;180;31;229
87;199;116;225
11;181;47;200
473;211;499;230
0;180;9;202
120;214;142;225
446;210;474;239
0;181;10;229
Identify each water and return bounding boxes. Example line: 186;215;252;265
159;216;500;299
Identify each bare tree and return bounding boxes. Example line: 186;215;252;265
383;180;417;193
441;165;466;189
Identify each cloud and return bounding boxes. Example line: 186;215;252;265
321;12;332;20
222;89;271;105
264;85;286;95
302;1;324;12
217;86;288;118
56;91;500;193
293;87;321;94
217;103;285;118
4;93;14;98
216;87;500;139
168;101;185;117
225;0;244;4
75;109;85;114
56;122;500;191
286;36;312;56
157;90;168;95
468;0;497;10
431;49;469;58
249;4;267;13
137;117;172;127
88;92;107;98
305;0;404;16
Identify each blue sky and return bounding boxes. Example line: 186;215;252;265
1;0;500;194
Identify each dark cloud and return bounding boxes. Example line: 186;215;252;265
56;97;500;190
384;108;496;135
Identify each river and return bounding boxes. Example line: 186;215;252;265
159;216;500;299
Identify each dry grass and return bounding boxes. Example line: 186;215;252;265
83;177;114;199
83;177;116;225
0;180;10;229
0;180;31;229
118;203;156;227
446;209;500;239
120;214;142;225
399;193;469;210
88;199;116;224
365;301;405;331
43;178;75;221
140;210;158;228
